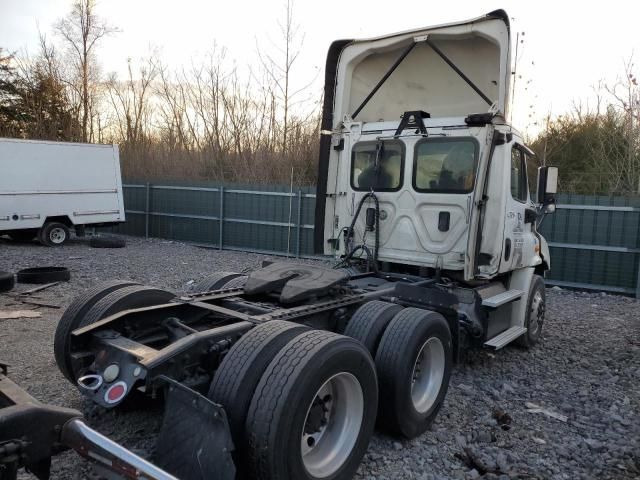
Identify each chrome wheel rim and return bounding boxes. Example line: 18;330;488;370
50;227;66;244
529;291;544;336
411;337;445;413
301;372;364;478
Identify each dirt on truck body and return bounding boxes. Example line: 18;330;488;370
1;10;563;480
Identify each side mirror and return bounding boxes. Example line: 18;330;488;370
537;166;558;206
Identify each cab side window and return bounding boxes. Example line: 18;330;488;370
510;147;528;202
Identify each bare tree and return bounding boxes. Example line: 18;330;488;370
256;0;315;155
56;0;118;141
106;55;158;145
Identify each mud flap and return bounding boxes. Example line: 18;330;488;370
155;377;235;480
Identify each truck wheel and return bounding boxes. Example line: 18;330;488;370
55;280;140;382
375;308;452;439
66;285;174;381
192;272;244;293
516;275;546;348
8;229;37;242
208;320;309;449
220;275;247;289
246;331;377;480
344;300;403;355
39;222;70;246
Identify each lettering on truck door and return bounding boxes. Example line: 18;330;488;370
502;144;537;272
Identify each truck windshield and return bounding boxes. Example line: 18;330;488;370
351;140;404;192
413;137;478;193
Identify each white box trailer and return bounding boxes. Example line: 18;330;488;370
0;137;125;246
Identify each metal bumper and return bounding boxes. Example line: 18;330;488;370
0;371;176;480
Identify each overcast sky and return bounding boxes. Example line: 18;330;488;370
1;0;638;136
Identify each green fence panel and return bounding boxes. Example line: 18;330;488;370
111;183;640;296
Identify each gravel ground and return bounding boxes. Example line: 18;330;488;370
1;235;638;480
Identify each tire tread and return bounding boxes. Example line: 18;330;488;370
54;280;138;381
209;320;308;444
246;330;338;479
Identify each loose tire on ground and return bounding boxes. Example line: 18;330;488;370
191;272;244;293
208;320;309;448
245;330;378;480
0;272;15;293
375;307;452;439
7;230;37;242
516;275;546;348
16;266;71;284
89;235;126;248
344;300;403;355
38;222;70;246
65;285;174;381
54;280;139;382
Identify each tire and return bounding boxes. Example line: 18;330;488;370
375;308;452;439
220;275;247;289
54;280;139;382
8;230;37;242
39;222;70;246
0;272;15;293
516;275;546;348
344;300;403;355
246;331;378;480
89;235;126;248
192;272;244;293
66;285;174;381
16;266;71;284
208;320;309;449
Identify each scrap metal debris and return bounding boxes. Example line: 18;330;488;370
18;282;59;295
492;408;513;430
18;299;61;309
525;402;568;422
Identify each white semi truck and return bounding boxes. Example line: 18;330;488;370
1;10;558;480
0;138;125;246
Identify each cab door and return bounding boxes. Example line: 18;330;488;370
499;143;538;272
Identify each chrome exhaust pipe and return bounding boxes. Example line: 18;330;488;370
77;374;103;391
61;418;177;480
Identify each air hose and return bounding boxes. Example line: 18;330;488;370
337;192;380;272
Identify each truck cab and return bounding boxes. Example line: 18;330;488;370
315;9;557;348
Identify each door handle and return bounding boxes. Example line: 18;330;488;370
438;211;450;232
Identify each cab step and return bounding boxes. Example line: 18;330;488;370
484;326;527;349
481;289;523;308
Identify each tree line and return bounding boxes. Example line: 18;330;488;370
1;1;639;194
530;61;640;195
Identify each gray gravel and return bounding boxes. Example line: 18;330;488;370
1;235;638;480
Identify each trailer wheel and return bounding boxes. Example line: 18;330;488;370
54;280;140;381
375;308;452;439
7;229;37;242
208;320;308;448
344;300;403;355
191;272;244;293
516;275;546;348
39;222;70;246
246;331;377;480
66;285;174;381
